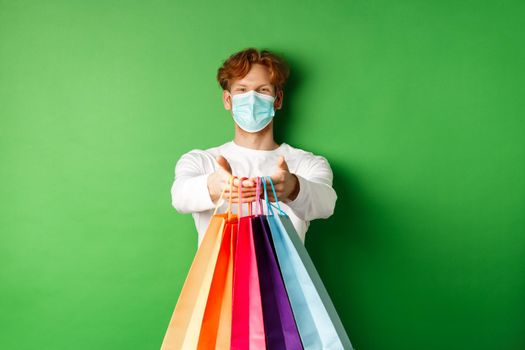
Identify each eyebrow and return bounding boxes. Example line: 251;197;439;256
235;84;271;88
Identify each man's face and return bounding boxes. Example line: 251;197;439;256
223;63;283;112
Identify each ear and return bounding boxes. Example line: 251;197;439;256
223;90;232;110
274;90;284;110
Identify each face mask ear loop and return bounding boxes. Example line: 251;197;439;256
213;175;232;216
267;176;287;216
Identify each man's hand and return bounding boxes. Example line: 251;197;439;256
263;156;300;203
207;155;257;204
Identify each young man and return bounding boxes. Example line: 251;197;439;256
171;48;337;247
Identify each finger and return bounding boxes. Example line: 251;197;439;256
236;177;256;187
222;182;258;192
225;187;258;194
216;155;232;174
232;177;256;187
225;185;258;193
264;174;284;186
242;178;256;187
277;155;289;172
229;196;259;203
274;182;284;194
224;190;258;198
223;193;262;198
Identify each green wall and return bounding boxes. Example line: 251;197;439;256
1;1;524;349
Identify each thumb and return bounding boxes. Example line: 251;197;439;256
277;155;289;172
216;155;232;174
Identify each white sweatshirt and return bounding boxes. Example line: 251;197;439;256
170;140;338;247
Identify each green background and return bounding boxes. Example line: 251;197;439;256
1;0;524;349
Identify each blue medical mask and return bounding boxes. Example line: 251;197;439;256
231;90;276;133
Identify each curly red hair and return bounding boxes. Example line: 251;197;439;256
216;47;290;94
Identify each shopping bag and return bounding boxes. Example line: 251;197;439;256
161;176;237;350
197;217;236;349
252;215;303;349
252;178;303;350
231;177;266;349
262;176;354;350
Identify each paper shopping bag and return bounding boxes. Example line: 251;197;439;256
231;216;266;349
161;176;236;350
262;176;354;350
231;176;266;349
252;213;303;349
160;213;230;349
197;218;236;349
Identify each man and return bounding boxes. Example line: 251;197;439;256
171;47;337;247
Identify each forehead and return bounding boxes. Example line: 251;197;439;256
231;64;272;87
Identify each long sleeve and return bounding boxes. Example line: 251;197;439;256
171;151;222;214
285;154;338;221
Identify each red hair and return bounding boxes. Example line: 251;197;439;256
216;47;290;94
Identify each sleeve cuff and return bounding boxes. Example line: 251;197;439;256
196;173;225;211
285;174;308;209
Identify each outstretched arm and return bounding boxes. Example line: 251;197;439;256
171;151;258;213
171;151;218;214
266;155;338;221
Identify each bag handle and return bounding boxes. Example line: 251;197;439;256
255;176;263;216
235;177;252;221
262;176;287;216
212;175;234;219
